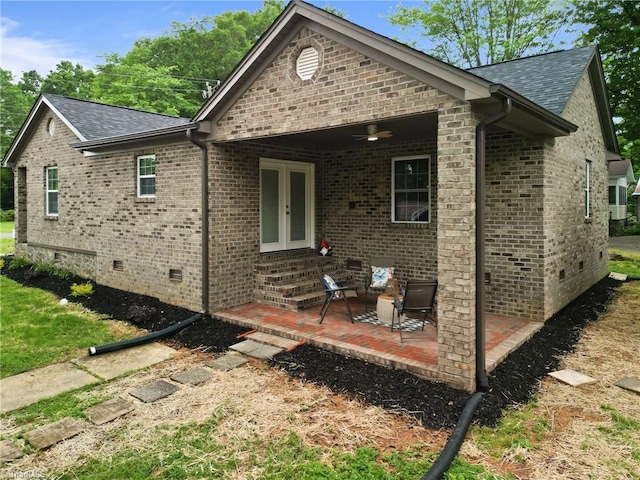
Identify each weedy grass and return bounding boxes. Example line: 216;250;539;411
0;276;122;378
0;221;14;234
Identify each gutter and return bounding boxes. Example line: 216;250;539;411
186;128;210;315
475;96;512;391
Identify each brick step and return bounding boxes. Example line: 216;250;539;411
257;263;343;285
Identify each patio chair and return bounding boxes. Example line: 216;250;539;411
317;266;356;324
391;280;437;342
364;256;395;312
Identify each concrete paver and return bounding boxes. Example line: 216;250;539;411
245;331;304;351
548;369;597;386
230;339;283;359
170;367;213;386
207;353;249;371
616;376;640;394
23;417;84;450
130;380;179;403
0;363;98;414
75;342;177;380
84;397;135;425
0;440;24;462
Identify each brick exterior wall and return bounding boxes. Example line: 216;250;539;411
13;113;204;311
485;132;546;320
542;73;609;318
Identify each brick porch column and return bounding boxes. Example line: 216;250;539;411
436;105;478;392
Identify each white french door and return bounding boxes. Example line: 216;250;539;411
260;158;315;253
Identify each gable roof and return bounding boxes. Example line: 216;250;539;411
3;94;191;167
609;159;636;183
468;46;617;153
634;178;640;197
192;0;576;139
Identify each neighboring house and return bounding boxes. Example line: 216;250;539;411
634;177;640;219
3;0;619;391
608;159;635;223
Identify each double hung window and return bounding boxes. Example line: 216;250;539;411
392;155;431;223
137;154;156;197
46;166;58;216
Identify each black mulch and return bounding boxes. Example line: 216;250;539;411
2;261;622;429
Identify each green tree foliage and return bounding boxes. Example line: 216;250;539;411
0;69;32;159
95;0;285;117
388;0;571;67
574;1;640;167
41;61;95;99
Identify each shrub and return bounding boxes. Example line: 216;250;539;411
9;256;30;269
126;304;157;324
0;210;15;222
70;282;94;297
32;262;71;280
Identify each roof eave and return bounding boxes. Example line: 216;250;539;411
587;48;619;154
489;85;578;136
71;123;198;152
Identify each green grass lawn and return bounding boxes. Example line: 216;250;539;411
0;276;124;378
0;221;14;255
609;248;640;277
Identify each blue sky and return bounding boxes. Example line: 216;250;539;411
1;0;428;78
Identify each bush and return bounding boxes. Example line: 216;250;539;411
0;210;15;222
70;282;94;297
9;256;30;269
32;262;71;280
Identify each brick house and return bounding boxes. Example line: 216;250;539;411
4;0;619;391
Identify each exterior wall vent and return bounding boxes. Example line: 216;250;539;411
169;269;183;282
54;252;62;263
113;260;124;271
296;47;319;80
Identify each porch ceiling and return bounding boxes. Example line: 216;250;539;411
214;112;439;151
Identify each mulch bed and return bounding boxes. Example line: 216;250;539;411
2;261;622;429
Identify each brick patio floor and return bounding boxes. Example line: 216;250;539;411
212;295;542;381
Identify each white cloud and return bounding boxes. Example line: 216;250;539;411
0;17;94;79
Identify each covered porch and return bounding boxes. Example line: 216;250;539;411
212;294;542;383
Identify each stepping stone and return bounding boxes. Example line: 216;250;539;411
229;339;283;359
609;272;628;281
616;376;640;394
23;417;83;450
0;440;24;462
84;397;135;425
170;367;213;386
0;363;98;414
75;342;177;380
548;369;597;386
207;353;249;371
245;331;304;351
129;380;179;403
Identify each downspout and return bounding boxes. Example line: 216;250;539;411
422;96;512;480
475;97;512;391
187;128;210;315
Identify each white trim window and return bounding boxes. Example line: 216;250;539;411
585;159;592;219
46;166;58;216
392;155;431;223
137;154;156;197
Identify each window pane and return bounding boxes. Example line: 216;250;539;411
393;157;430;222
609;186;617;205
139;178;155;196
261;169;280;244
139;157;155;176
47;168;58;190
289;171;306;242
48;192;58;215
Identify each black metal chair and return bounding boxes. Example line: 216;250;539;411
364;256;395;312
317;266;356;324
391;280;437;342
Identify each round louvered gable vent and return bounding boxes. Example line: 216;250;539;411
296;47;319;80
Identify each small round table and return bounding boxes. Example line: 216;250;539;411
376;294;400;325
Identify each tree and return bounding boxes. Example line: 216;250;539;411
0;68;32;159
388;0;572;68
41;61;95;99
97;0;285;116
574;1;640;166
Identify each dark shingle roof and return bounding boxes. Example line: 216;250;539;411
45;94;191;141
467;46;596;115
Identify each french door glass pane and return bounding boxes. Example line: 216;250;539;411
261;169;280;243
289;171;306;242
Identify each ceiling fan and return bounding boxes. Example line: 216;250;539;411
353;124;393;142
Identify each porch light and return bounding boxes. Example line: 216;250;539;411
367;134;379;141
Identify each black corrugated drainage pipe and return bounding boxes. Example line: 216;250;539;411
88;313;203;355
420;97;512;480
187;128;210;316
